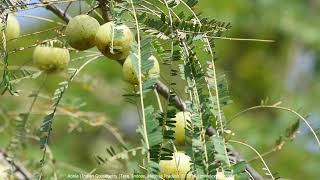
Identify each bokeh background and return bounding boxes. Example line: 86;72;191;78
0;0;319;179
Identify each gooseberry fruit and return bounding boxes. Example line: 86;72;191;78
33;43;70;72
173;111;191;145
159;151;192;179
0;14;20;43
215;170;225;180
65;15;100;50
122;54;160;84
95;22;133;61
215;169;235;180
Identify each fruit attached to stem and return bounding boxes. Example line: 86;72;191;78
122;54;160;84
159;151;192;179
173;111;191;145
33;45;70;73
0;14;20;43
65;15;100;50
95;22;133;61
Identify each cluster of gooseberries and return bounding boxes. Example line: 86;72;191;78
20;14;160;84
69;14;189;179
2;14;195;179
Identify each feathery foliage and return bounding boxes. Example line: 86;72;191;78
0;1;318;180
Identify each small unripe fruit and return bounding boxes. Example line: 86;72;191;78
173;112;191;145
122;54;160;84
33;44;70;72
65;15;100;50
0;14;20;43
95;22;133;61
159;152;192;179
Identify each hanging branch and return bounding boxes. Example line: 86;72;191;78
43;1;263;179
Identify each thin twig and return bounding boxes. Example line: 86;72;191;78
153;88;163;112
39;0;72;23
63;2;73;17
230;140;275;180
129;0;150;164
208;36;275;42
229;105;320;148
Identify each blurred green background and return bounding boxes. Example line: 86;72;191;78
1;0;320;179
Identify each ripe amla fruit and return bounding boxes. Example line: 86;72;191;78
159;152;193;179
215;170;234;180
173;111;191;145
65;15;100;50
33;44;70;72
95;22;133;61
122;54;160;84
0;14;20;43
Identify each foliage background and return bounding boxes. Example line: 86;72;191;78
0;0;319;179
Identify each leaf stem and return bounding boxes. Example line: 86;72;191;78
129;0;150;164
229;140;275;180
229;105;320;149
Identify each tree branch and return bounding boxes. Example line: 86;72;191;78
97;0;112;22
39;0;71;23
0;150;32;180
155;80;186;111
43;2;263;179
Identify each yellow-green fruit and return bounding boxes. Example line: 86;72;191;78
33;46;70;72
159;152;192;179
95;22;133;61
0;14;20;42
215;171;234;180
173;112;191;145
122;55;160;84
65;15;100;50
215;171;225;180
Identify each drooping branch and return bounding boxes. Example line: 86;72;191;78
43;2;263;179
